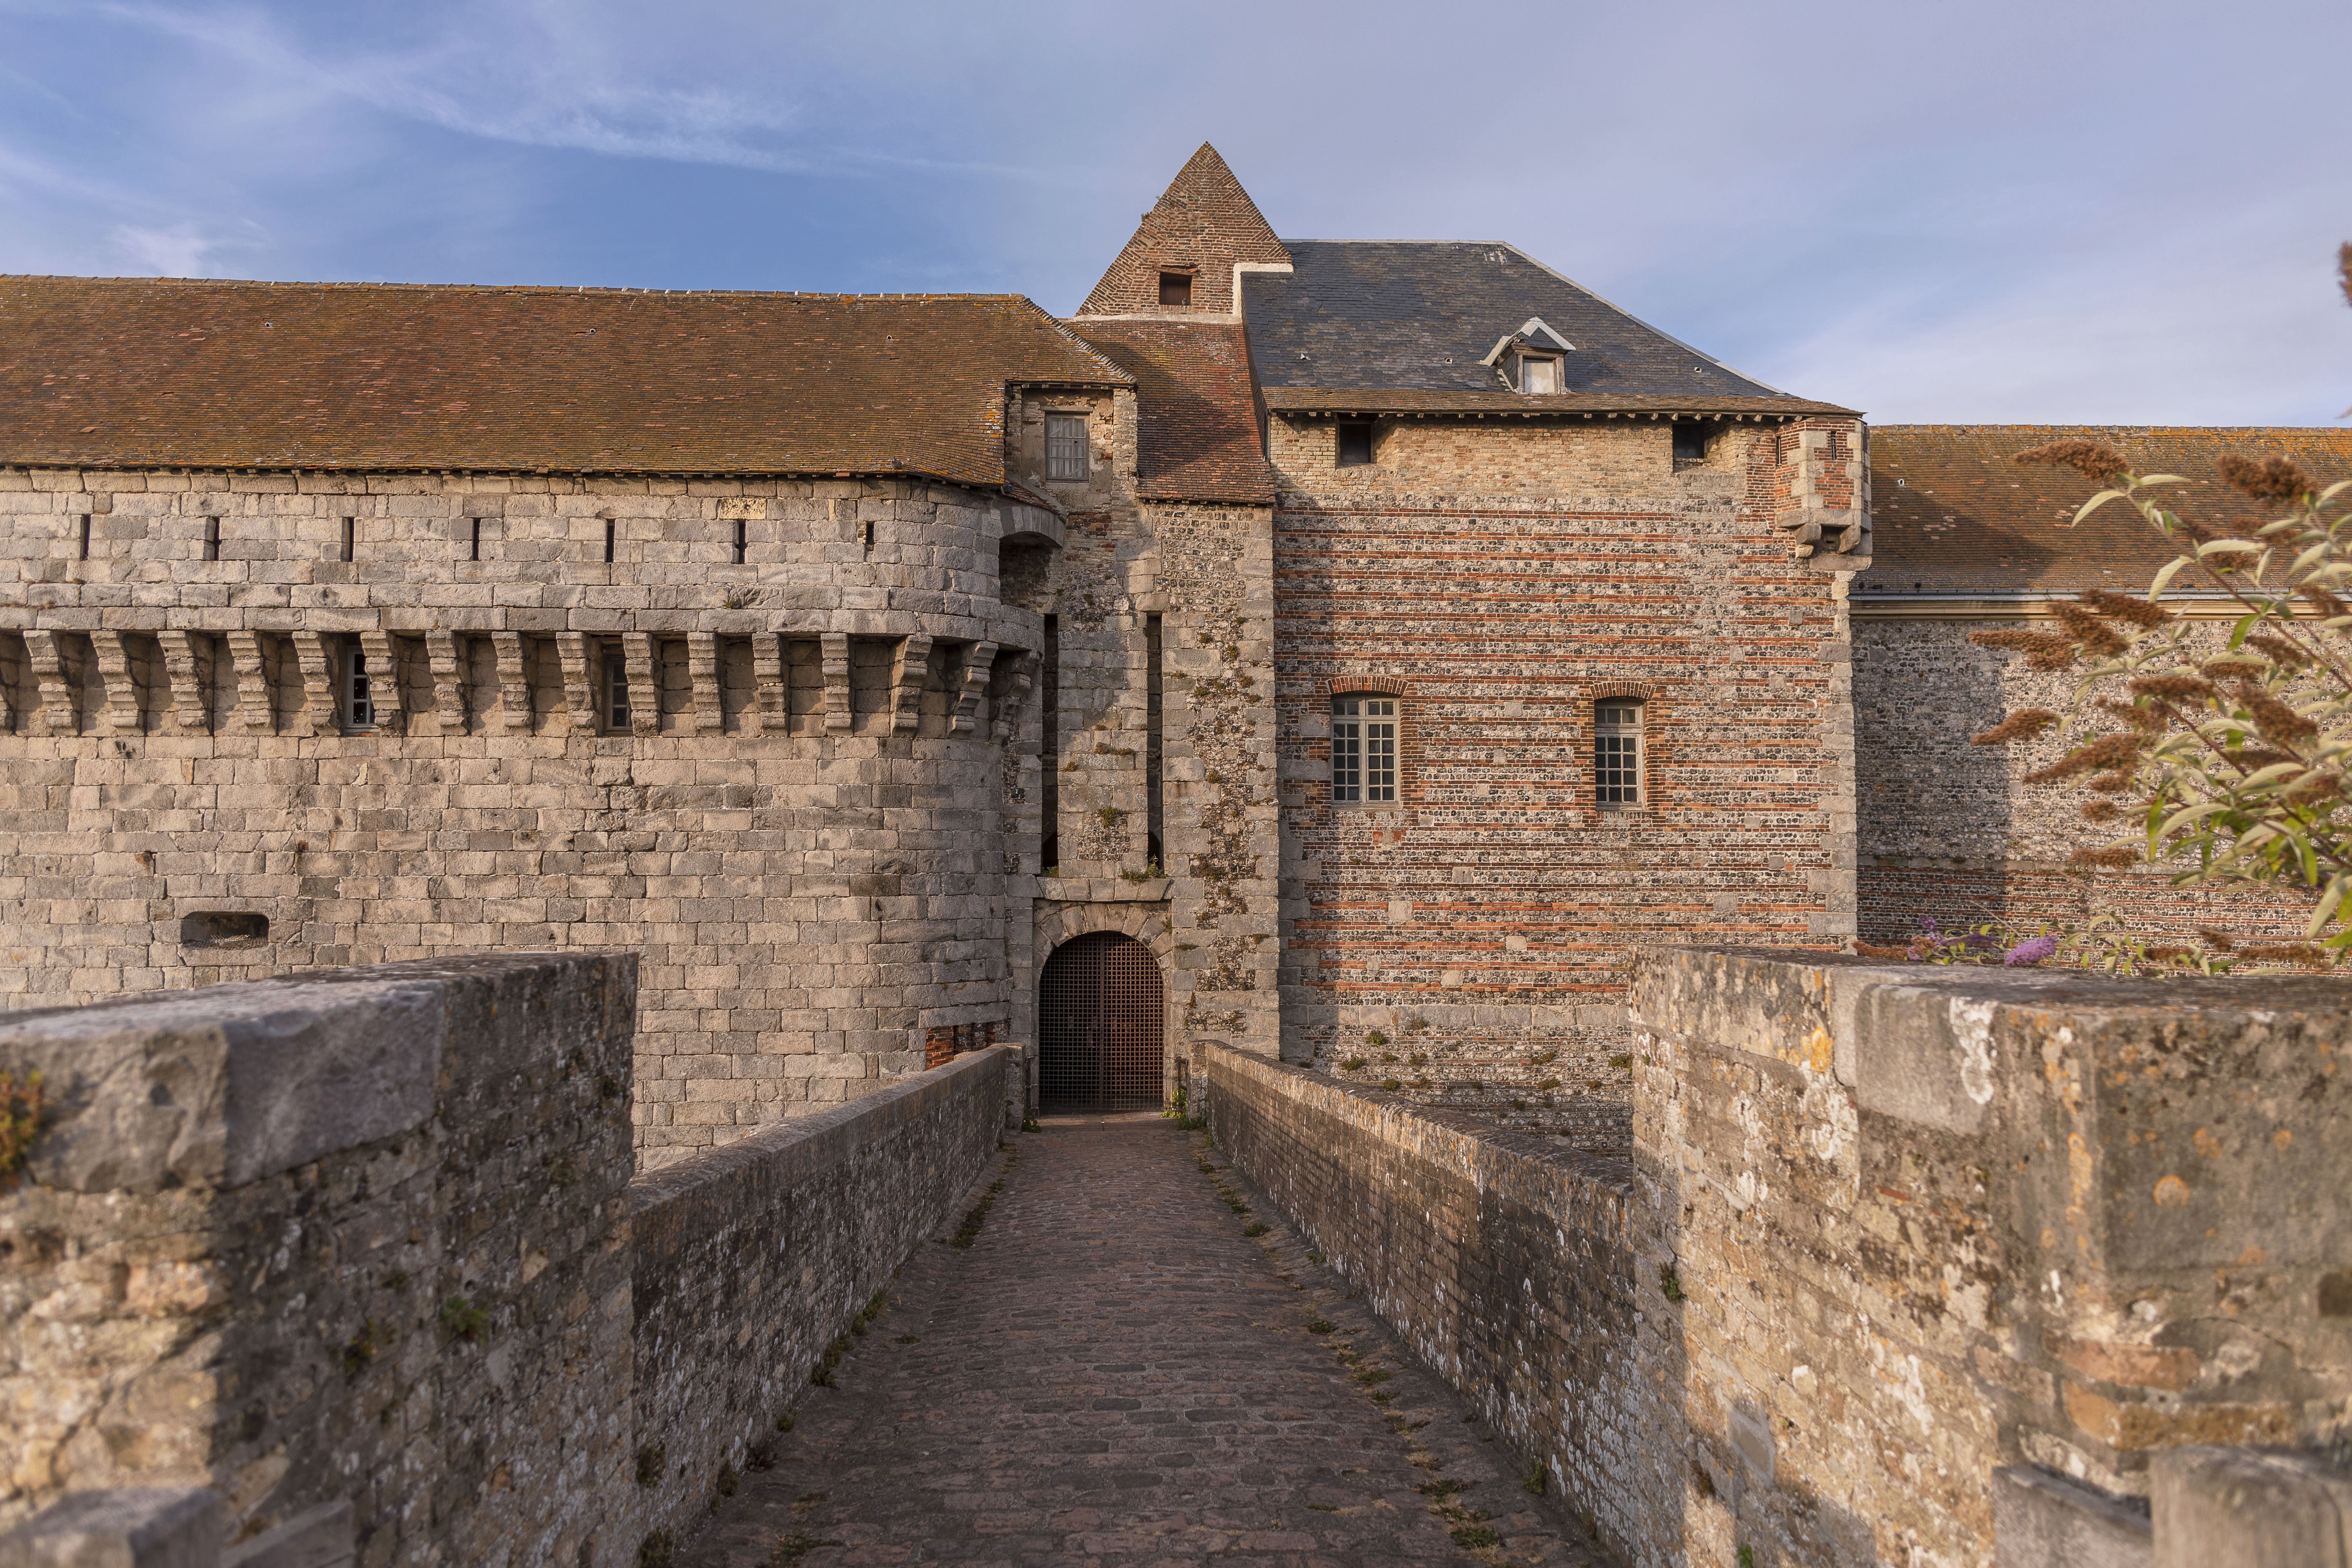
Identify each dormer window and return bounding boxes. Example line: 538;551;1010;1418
1158;271;1193;307
1482;316;1576;394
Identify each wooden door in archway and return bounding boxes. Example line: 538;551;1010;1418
1037;932;1164;1111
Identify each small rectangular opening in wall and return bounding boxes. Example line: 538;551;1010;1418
1672;422;1708;464
77;514;91;560
602;643;631;730
1145;613;1163;872
341;635;375;731
1336;423;1374;467
180;910;268;948
469;518;482;561
733;519;747;564
1042;614;1060;873
604;519;616;564
1158;270;1192;307
202;517;220;561
340;517;356;562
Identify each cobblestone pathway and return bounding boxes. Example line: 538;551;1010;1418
680;1115;1613;1568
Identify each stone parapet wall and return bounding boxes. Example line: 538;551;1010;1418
0;953;1015;1566
1208;948;2352;1568
0;952;638;1562
626;1045;1011;1547
1201;1045;1646;1540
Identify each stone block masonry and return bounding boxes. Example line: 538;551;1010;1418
0;953;1017;1567
0;469;1043;1165
1207;946;2352;1568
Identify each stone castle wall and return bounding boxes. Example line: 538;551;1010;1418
1268;414;1864;1146
0;464;1054;1164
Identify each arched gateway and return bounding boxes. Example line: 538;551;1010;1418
1037;932;1165;1111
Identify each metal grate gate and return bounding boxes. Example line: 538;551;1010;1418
1037;932;1165;1111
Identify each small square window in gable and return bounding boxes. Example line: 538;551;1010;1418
1158;270;1192;307
1336;423;1374;468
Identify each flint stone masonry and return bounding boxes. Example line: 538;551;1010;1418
0;954;1016;1568
1270;414;1864;1136
1205;945;2352;1568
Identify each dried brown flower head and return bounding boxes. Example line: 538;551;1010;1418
2283;771;2344;806
2067;845;2141;869
2015;440;2129;485
2079;588;2174;628
2245;633;2311;670
2051;603;2132;656
2237;941;2331;969
2143;945;2194;962
1971;626;2080;672
2079;800;2122;822
2217;454;2315;504
2095;697;2166;733
2127;672;2220;704
2024;731;2149;785
2201;653;2267;680
2301;584;2352;621
2086;769;2136;793
1970;708;2059;746
2238;681;2320;747
2197;927;2238;952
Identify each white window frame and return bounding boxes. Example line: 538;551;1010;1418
1331;694;1398;805
1519;354;1563;394
1595;700;1643;806
341;637;375;732
1045;414;1089;481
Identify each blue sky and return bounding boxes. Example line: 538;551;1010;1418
2;0;2346;425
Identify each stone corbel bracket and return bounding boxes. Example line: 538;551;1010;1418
890;632;934;734
952;641;998;734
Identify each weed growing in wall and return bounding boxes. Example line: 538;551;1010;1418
0;1070;43;1191
438;1295;491;1343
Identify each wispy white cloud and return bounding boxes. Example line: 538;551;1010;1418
109;221;222;275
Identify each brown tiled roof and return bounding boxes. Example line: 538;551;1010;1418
1072;320;1275;505
0;276;1129;485
1865;425;2352;594
1077;144;1291;317
1263;387;1854;418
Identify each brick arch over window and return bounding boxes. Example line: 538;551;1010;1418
1317;676;1419;814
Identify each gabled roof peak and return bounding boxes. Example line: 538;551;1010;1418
1077;144;1290;317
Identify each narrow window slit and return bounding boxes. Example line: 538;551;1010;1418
202;517;220;561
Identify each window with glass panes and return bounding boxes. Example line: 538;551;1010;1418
342;637;374;730
605;646;632;730
1331;695;1397;803
1045;414;1088;480
1596;701;1643;804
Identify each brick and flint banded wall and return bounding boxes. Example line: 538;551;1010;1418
0;468;1049;1163
1270;414;1864;1143
0;952;1015;1566
1209;947;2352;1568
1854;610;2318;946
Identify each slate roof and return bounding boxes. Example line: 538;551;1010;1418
0;276;1129;486
1865;425;2352;594
1072;320;1275;505
1242;241;1808;408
